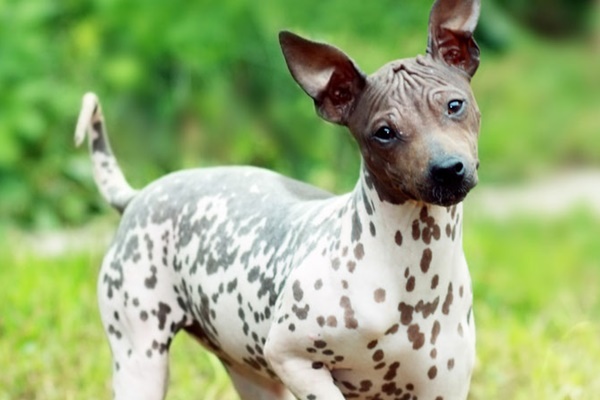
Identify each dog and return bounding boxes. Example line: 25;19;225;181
75;0;481;398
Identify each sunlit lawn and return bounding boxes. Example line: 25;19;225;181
1;209;598;400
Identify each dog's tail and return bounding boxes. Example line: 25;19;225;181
74;92;138;213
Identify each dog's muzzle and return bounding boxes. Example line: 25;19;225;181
424;156;478;206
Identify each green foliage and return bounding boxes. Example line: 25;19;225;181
1;212;598;398
1;0;599;229
0;0;430;229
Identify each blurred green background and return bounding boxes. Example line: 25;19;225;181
1;0;599;399
1;0;599;229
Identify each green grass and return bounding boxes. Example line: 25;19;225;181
465;210;600;399
1;211;599;399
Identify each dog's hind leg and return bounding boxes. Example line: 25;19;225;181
98;245;186;400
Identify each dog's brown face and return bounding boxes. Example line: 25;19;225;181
348;56;480;206
280;0;481;206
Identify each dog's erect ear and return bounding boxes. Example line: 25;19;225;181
427;0;481;78
279;31;366;125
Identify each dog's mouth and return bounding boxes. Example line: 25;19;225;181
419;176;478;207
364;166;478;207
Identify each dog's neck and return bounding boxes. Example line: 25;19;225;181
347;165;465;269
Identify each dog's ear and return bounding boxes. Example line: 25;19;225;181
427;0;481;78
279;31;366;125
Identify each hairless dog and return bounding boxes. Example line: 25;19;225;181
75;0;482;398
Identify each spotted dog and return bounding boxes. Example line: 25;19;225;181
75;0;482;399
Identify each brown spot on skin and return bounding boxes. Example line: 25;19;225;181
292;280;304;302
374;288;386;303
342;246;349;257
428;365;438;379
316;316;325;327
458;323;464;337
448;358;455;370
374;362;386;369
340;296;358;329
398;302;414;325
327;316;338;327
331;258;341;270
442;283;454;315
367;340;378;349
312;361;324;369
459;285;464;298
420;248;433;273
423;228;432;244
395;230;403;246
412;220;421;240
243;357;262;370
372;349;384;362
415;296;440;318
342;280;349;289
407;324;425;350
431;320;441;345
445;223;452;238
292;304;309;320
314;340;327;349
404;267;410;278
431;275;439;289
385;323;399;335
354;243;365;260
420;206;429;222
360;380;372;392
406;276;415;292
314;279;323;290
381;382;398;396
384;361;400;381
430;348;438;359
432;224;441;240
369;222;376;237
347;260;356;273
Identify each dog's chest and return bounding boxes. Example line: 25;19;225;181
272;203;476;399
292;261;475;399
322;283;474;400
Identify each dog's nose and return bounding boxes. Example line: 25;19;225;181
430;157;466;185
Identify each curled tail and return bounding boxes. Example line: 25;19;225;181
74;92;138;213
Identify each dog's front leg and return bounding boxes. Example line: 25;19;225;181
265;330;345;400
264;274;346;400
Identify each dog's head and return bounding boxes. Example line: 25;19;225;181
280;0;481;207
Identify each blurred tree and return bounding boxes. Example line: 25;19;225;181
495;0;594;38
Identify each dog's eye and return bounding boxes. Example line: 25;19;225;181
447;99;466;116
372;126;396;143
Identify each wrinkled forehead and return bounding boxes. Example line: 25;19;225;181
350;55;475;131
365;55;473;104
